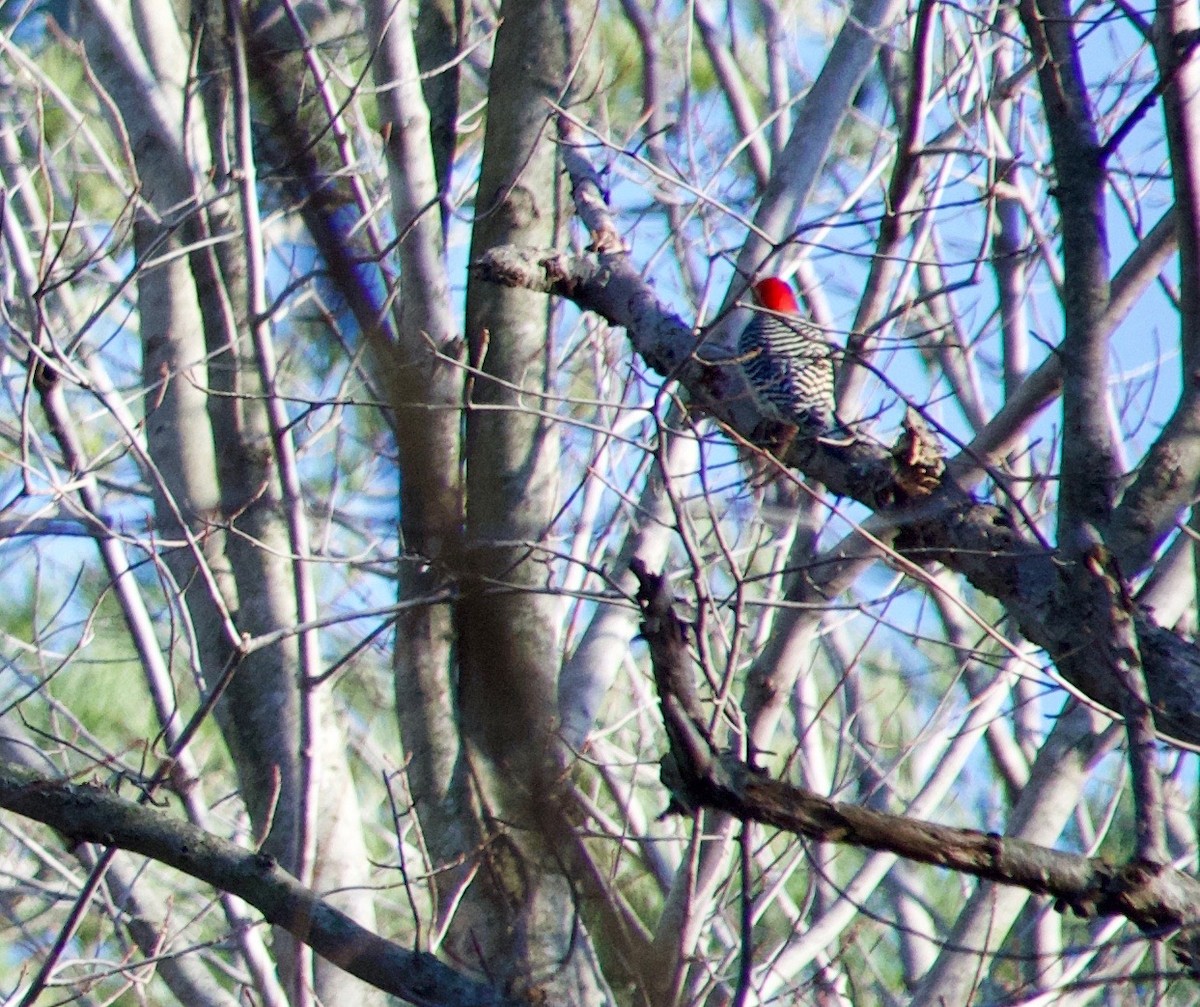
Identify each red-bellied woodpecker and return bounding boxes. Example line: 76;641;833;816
738;277;837;436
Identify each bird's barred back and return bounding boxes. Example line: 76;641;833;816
737;312;836;430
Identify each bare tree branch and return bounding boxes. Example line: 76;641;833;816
630;561;1200;976
0;758;524;1007
471;243;1200;747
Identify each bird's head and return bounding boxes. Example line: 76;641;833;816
752;277;800;314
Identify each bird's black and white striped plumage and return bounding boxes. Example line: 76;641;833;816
738;278;836;434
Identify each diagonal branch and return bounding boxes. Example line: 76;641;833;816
1104;5;1200;577
471;244;1200;748
630;562;1200;976
0;759;525;1007
724;0;905;323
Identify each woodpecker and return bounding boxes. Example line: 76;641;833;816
738;277;837;436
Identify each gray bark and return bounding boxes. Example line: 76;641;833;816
365;3;471;920
79;5;383;1002
453;0;611;998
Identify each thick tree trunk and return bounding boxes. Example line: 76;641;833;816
451;0;611;998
